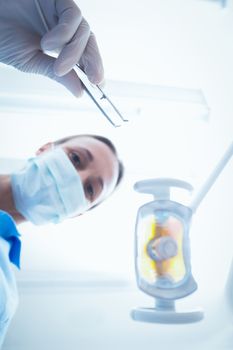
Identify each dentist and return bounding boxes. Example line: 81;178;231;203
0;0;118;346
0;134;123;347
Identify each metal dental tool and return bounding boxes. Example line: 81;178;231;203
34;0;128;127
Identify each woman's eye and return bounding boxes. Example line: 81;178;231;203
71;152;81;166
86;184;94;199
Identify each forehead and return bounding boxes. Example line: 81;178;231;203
60;136;119;197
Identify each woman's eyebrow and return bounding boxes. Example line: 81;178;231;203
80;147;94;162
97;176;104;191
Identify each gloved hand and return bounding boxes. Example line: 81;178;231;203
0;0;104;97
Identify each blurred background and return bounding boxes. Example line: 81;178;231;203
0;0;233;349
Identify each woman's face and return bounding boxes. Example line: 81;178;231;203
59;136;119;207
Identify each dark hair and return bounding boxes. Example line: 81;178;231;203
54;134;124;189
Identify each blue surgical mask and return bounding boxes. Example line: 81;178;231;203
11;148;88;225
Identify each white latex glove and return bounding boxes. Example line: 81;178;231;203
0;0;104;97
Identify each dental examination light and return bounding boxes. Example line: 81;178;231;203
34;0;128;128
131;140;233;324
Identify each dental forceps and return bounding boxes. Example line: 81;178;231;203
35;0;128;127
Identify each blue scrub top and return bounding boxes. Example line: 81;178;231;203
0;211;21;268
0;210;21;348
